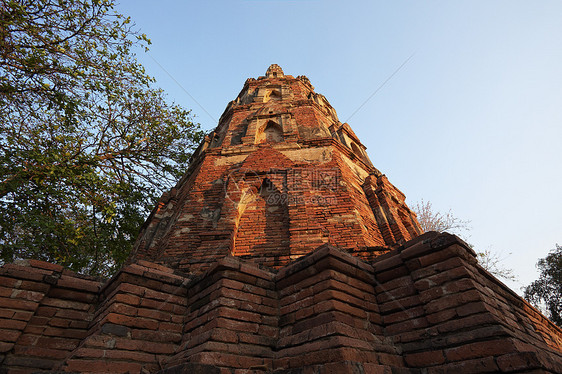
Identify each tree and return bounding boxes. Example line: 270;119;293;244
412;199;516;282
0;0;204;276
475;249;517;283
412;199;471;238
524;244;562;327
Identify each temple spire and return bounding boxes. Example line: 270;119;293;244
130;66;422;272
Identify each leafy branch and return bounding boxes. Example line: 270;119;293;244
0;0;204;276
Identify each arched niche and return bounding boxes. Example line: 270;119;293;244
257;120;284;143
264;89;281;103
232;178;289;266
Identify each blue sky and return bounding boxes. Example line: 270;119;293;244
116;0;562;293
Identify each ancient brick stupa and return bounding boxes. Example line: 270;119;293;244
131;63;421;272
1;65;561;373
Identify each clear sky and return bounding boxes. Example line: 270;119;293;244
116;0;562;294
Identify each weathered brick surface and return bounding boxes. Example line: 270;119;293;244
1;237;562;373
164;256;278;371
129;65;421;273
0;259;101;373
372;231;562;373
273;245;402;373
1;65;561;374
53;261;188;374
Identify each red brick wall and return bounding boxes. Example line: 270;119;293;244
1;233;561;373
0;260;101;373
373;232;562;373
274;244;404;372
60;261;187;373
166;257;278;371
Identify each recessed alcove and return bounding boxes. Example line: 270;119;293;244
232;178;289;265
256;120;283;143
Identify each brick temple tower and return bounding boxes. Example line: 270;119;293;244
131;64;421;272
1;66;561;374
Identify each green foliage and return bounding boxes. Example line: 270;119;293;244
0;0;204;276
524;244;562;327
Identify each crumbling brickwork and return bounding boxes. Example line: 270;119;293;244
1;233;561;373
0;260;101;372
130;64;421;273
1;66;561;373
